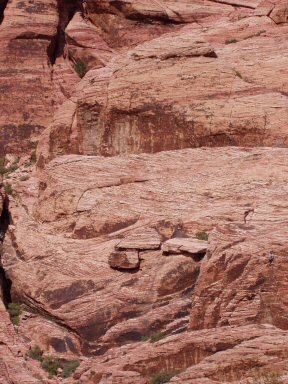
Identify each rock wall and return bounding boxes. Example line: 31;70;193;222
3;147;288;355
1;0;288;157
2;146;288;382
1;1;288;383
38;0;288;162
0;0;82;156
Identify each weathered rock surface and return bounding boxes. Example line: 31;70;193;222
269;0;288;23
190;224;288;331
18;311;82;357
84;0;186;50
86;0;236;25
108;250;140;270
162;238;208;257
0;0;85;155
2;147;288;370
75;324;288;383
65;11;115;70
1;0;287;158
42;5;288;160
116;228;162;251
2;0;288;383
0;301;40;383
0;0;58;155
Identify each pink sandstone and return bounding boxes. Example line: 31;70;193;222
1;0;288;383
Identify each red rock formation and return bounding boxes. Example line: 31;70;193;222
2;147;288;372
75;324;288;383
1;0;287;157
0;0;287;158
0;301;41;383
40;2;288;161
1;1;288;383
0;0;82;155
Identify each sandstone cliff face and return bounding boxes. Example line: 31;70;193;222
2;0;288;157
75;324;288;383
0;0;83;155
38;0;288;162
0;301;41;384
1;0;288;383
2;147;288;382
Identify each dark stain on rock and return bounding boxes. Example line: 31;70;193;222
120;278;138;288
78;321;107;342
72;101;262;158
116;331;143;343
44;280;95;310
73;217;138;239
123;310;142;320
158;264;200;297
174;308;190;319
64;336;77;353
0;124;44;156
50;337;67;353
16;1;56;14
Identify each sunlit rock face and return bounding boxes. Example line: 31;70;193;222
2;1;288;383
2;0;288;157
39;0;288;163
3;147;288;383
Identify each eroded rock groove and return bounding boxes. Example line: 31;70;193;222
0;0;8;24
48;0;83;65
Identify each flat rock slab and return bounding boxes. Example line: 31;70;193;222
116;228;161;250
162;238;208;255
108;250;140;270
128;35;216;61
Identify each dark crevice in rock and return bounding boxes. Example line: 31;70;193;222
189;251;206;262
22;294;82;340
122;14;184;25
110;265;141;273
0;0;8;24
0;267;12;308
162;251;206;262
89;1;185;25
48;0;83;65
267;7;274;18
0;192;10;243
0;193;12;307
13;33;53;41
209;0;256;9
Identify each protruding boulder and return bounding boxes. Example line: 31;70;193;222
162;238;208;257
270;1;288;23
108;250;140;270
116;228;161;251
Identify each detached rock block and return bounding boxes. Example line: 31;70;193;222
116;239;161;251
108;251;140;270
116;228;161;251
162;238;208;256
269;1;288;23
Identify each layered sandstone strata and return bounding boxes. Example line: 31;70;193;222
1;0;288;157
1;0;288;383
1;148;288;381
41;1;288;162
0;0;82;155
